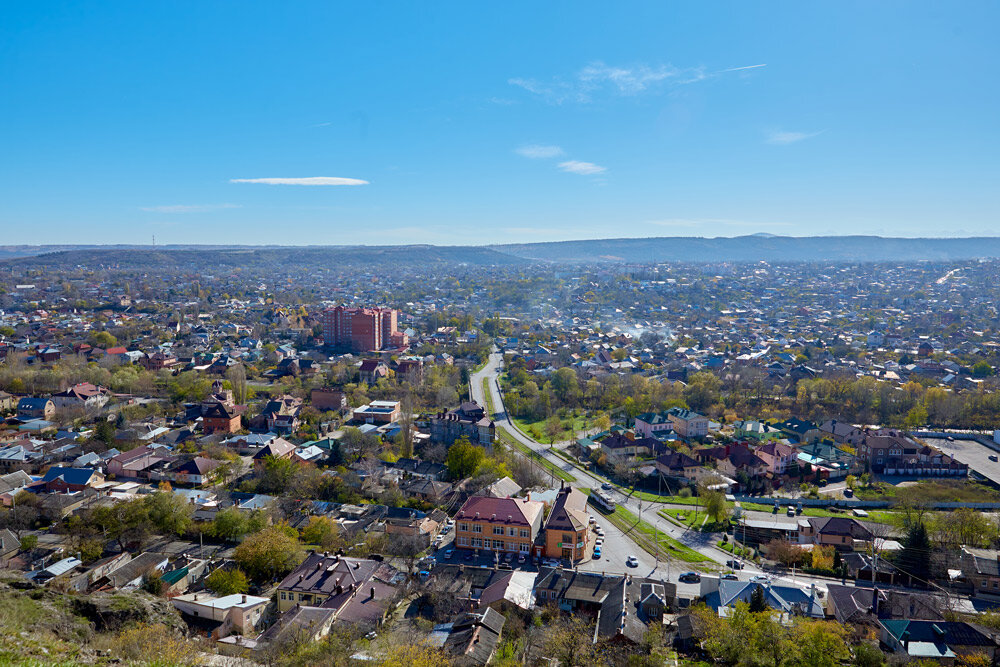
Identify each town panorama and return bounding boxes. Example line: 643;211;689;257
3;243;1000;665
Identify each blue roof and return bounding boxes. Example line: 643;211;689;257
40;467;97;485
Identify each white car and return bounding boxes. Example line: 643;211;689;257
594;538;604;548
626;555;639;568
595;527;605;537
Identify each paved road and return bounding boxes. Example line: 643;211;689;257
469;349;845;593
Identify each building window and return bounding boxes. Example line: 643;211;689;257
562;533;573;543
494;526;504;535
458;536;468;546
458;523;468;532
473;524;482;533
520;529;529;538
493;539;504;550
473;538;482;548
280;592;286;600
508;527;516;536
520;542;530;553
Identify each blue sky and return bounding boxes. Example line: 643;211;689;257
1;1;998;245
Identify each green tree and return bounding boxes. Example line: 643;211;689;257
144;491;193;536
972;361;993;378
89;330;117;349
683;371;721;413
898;521;932;584
703;489;730;525
233;524;303;582
204;567;249;596
446;438;485;479
748;585;768;613
211;507;249;542
904;404;928;429
301;515;343;549
257;455;297;494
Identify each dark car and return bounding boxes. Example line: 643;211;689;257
678;571;701;583
726;560;744;570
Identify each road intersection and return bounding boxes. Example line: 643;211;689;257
470;349;847;593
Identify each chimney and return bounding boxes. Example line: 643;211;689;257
370;586;376;600
872;587;879;616
241;594;247;604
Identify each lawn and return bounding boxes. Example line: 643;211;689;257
512;413;599;444
481;378;496;415
659;508;727;532
853;479;1000;503
496;429;576;483
603;504;711;564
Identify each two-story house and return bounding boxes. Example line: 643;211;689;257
754;441;798;475
454;495;544;557
666;408;709;439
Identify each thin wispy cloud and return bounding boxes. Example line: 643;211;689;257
515;144;564;159
230;177;369;186
139;203;241;214
720;63;767;73
765;129;823;145
558;160;606;175
578;62;684;94
509;61;765;103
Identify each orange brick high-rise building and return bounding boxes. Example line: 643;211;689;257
320;306;407;352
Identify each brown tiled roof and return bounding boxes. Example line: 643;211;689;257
455;496;543;528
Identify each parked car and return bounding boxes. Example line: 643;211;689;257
595;526;605;537
626;555;639;568
726;560;744;570
443;549;454;559
750;575;771;584
721;573;740;580
463;552;474;561
679;571;701;583
990;454;999;462
786;506;795;517
517;553;526;564
601;483;613;491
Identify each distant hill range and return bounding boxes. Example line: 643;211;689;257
4;235;1000;267
493;235;1000;263
0;245;522;269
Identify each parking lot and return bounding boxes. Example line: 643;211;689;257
924;436;1000;484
